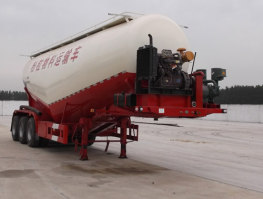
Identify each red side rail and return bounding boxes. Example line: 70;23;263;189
37;121;68;144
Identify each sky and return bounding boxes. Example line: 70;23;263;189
0;0;262;91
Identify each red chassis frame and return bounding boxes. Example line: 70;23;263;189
12;71;225;160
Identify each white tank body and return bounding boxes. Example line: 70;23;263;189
23;14;190;105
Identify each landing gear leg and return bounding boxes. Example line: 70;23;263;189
119;117;129;159
79;118;92;161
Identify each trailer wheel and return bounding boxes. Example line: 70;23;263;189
27;117;39;147
19;116;28;144
39;138;49;147
11;115;20;141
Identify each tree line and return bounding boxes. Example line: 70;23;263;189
215;85;263;104
0;90;28;101
0;85;263;104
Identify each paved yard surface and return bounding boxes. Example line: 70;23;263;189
0;116;262;199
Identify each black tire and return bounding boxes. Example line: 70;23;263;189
39;137;49;147
19;116;29;144
27;117;39;147
11;115;20;141
88;134;96;146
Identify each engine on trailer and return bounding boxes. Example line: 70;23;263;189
136;34;194;95
135;34;226;104
153;49;192;90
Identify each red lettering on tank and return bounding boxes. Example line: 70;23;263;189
70;46;82;62
36;60;43;71
30;46;83;72
31;61;38;72
42;57;50;69
55;52;64;66
48;55;57;67
62;49;72;65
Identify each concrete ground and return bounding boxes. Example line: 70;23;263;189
0;116;262;199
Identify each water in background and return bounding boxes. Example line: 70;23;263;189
0;101;262;123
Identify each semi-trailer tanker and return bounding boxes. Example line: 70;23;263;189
11;13;226;160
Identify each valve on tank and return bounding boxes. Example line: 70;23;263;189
196;68;226;103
